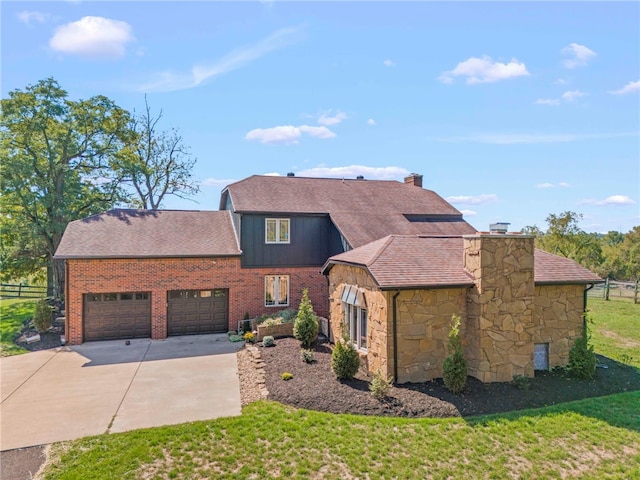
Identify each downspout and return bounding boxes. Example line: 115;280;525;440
583;284;595;329
64;260;69;345
392;290;400;384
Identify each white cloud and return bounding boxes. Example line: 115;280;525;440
18;10;49;26
200;177;236;188
554;78;569;85
245;124;335;144
609;80;640;95
536;182;570;189
295;165;409;181
446;194;498;205
430;131;638;145
562;43;596;69
383;59;395;67
438;55;529;84
367;118;376;126
535;98;561;106
138;26;304;92
561;90;588;102
49;16;135;59
263;172;281;176
460;209;477;216
317;111;347;126
581;195;636;206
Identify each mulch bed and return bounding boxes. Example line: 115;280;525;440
15;322;64;353
260;337;640;418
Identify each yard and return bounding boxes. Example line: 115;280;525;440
588;297;640;369
0;298;36;356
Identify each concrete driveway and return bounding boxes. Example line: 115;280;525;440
0;334;243;451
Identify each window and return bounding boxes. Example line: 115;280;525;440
265;275;289;306
341;285;367;351
265;218;290;244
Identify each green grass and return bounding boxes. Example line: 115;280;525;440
588;297;640;368
41;393;640;480
0;298;36;356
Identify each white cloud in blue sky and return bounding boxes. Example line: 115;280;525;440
295;165;409;180
18;10;50;26
536;182;570;189
446;194;498;205
536;90;588;106
580;195;636;206
562;43;597;69
439;55;529;84
49;16;135;59
245;125;335;144
609;80;640;95
317;111;347;126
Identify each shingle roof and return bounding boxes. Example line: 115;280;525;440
221;175;476;247
322;235;603;289
534;249;603;284
323;235;475;289
54;209;241;259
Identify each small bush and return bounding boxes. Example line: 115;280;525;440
442;314;467;394
512;374;531;391
369;371;393;399
279;308;297;323
228;334;244;343
568;319;596;379
33;299;53;333
262;336;275;347
243;331;255;343
281;372;293;381
331;339;360;379
294;288;319;348
301;349;315;363
262;317;283;327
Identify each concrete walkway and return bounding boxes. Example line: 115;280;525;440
0;335;242;451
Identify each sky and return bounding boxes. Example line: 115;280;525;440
2;1;639;234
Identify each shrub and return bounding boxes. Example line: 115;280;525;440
281;372;293;381
301;348;315;363
369;371;393;399
262;317;283;328
33;299;53;333
331;339;360;379
568;319;596;379
243;331;255;343
262;336;275;347
512;374;531;391
279;308;297;323
294;288;319;348
442;314;467;394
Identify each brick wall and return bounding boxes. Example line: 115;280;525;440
65;257;328;344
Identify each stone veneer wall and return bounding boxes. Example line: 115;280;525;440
327;265;389;378
534;284;585;367
463;234;536;382
394;288;467;383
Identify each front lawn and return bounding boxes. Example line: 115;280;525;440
0;299;36;356
42;392;639;479
589;297;640;369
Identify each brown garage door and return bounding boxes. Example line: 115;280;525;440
167;289;228;335
83;292;151;342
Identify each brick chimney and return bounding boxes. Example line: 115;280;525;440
404;173;423;187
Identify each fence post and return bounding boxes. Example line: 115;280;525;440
604;278;610;301
18;283;23;298
635;280;639;305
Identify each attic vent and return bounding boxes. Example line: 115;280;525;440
356;175;365;180
490;222;510;234
287;172;295;177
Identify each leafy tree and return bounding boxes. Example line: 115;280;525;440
602;226;640;281
1;78;131;297
293;288;319;348
114;96;199;209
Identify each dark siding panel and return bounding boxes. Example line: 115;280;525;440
241;214;339;267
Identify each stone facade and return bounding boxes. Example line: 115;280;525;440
326;234;590;385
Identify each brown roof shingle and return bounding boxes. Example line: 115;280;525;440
323;235;603;289
54;209;241;259
222;175;476;247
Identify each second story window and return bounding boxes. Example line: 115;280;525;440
265;218;290;244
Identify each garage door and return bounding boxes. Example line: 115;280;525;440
83;292;151;342
167;289;228;335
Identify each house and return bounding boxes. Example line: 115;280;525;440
55;172;602;384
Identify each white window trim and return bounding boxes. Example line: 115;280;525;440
264;275;290;307
341;285;368;351
265;218;290;244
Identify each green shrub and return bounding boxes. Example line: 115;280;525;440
331;339;360;379
301;348;315;363
262;336;275;347
243;331;255;343
369;371;393;399
281;372;293;381
512;374;531;391
33;299;53;333
568;319;596;379
293;288;319;348
442;314;467;394
262;317;283;327
279;308;297;323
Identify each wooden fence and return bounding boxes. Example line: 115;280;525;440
587;279;639;304
0;283;49;299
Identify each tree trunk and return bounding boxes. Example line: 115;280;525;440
52;258;65;300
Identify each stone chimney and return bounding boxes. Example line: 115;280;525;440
404;173;423;187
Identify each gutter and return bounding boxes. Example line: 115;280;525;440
583;283;595;314
392;290;400;384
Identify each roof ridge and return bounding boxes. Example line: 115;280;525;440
368;235;397;266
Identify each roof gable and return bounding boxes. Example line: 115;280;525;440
55;209;241;259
